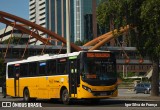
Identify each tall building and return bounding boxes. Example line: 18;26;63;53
29;0;46;28
29;0;102;45
29;0;47;44
77;0;102;41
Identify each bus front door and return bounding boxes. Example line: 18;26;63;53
14;65;20;97
69;59;79;97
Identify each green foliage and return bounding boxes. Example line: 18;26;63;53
2;36;27;44
97;0;160;60
2;36;19;44
74;40;88;46
140;0;160;60
75;40;83;46
97;0;124;31
119;72;135;80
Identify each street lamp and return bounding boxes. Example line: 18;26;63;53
66;0;71;53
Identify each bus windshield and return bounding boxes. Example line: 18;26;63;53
82;54;117;86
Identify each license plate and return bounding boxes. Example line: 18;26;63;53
100;93;107;96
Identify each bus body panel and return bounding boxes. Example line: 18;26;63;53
77;80;118;99
6;78;14;96
47;75;69;99
20;77;39;98
6;75;69;99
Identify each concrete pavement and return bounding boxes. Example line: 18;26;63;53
0;89;160;110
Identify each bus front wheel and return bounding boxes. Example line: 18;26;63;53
61;89;70;105
23;88;30;102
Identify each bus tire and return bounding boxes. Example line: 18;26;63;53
61;89;70;105
23;88;30;102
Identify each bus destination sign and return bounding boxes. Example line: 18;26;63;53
87;53;110;58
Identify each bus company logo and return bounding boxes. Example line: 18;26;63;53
2;102;11;107
1;102;42;108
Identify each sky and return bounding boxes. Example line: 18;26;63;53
0;0;29;29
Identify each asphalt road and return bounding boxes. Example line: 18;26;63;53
0;88;160;110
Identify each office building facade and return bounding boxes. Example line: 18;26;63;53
0;26;29;44
29;0;103;45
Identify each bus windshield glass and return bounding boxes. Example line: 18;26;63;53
82;52;117;86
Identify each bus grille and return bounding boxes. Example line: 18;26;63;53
92;90;115;96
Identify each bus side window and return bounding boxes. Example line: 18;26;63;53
57;59;67;75
39;61;47;75
20;63;28;77
47;60;56;75
28;62;37;76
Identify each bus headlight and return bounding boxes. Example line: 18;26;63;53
82;85;92;93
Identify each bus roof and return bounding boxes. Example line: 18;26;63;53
7;51;81;65
7;50;111;65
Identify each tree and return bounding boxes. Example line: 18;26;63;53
140;0;160;96
97;0;160;96
0;57;5;87
74;40;83;46
75;40;89;46
0;57;5;77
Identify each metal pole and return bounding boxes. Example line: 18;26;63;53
49;0;51;31
55;0;57;45
66;0;71;53
61;0;64;46
126;65;128;78
123;65;125;78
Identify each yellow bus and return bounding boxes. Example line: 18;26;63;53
6;51;118;104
